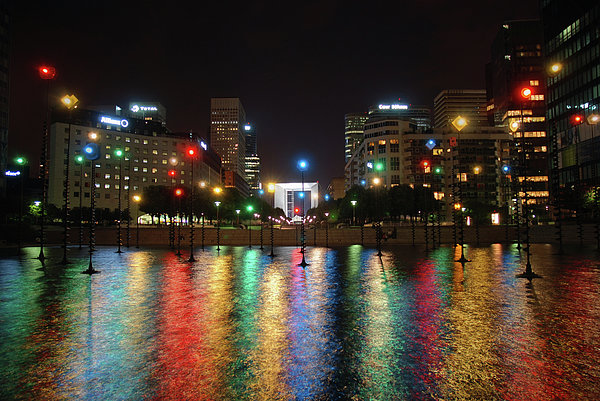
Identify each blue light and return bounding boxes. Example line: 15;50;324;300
299;192;305;198
84;146;93;154
259;189;265;195
324;194;330;201
297;159;308;171
426;139;436;150
502;165;510;174
361;179;367;186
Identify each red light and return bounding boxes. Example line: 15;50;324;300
168;170;176;177
520;87;532;99
187;148;196;156
38;65;56;80
572;114;584;125
422;160;429;167
175;188;183;196
294;207;300;215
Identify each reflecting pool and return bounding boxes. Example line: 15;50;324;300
1;244;599;399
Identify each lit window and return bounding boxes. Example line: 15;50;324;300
529;80;539;86
104;174;111;179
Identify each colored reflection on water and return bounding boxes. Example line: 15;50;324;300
1;244;600;399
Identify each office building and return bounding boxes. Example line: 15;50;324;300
127;102;167;125
244;122;261;192
344;113;368;163
47;107;221;213
433;90;488;128
367;103;432;131
486;20;549;210
541;1;600;193
210;98;247;180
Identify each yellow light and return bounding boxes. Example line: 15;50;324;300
213;187;222;194
452;115;468;131
267;183;275;193
474;166;481;175
454;203;461;210
61;94;79;110
88;132;98;140
587;114;600;125
509;121;520;133
550;63;562;74
373;177;381;185
133;195;141;203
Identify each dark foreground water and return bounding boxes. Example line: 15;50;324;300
1;244;599;400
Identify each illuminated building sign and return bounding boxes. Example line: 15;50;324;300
130;104;158;112
244;124;251;131
378;104;408;110
4;170;21;176
100;116;129;128
200;141;207;151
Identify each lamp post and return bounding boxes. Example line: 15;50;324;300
502;164;511;244
473;165;481;246
114;149;124;253
372;177;383;256
37;65;56;263
297;159;309;267
451;115;470;263
186;147;197;262
324;212;330;247
174;189;183;255
168;168;177;250
268;216;276;257
133;195;141;249
14;156;26;255
215;201;221;251
351;200;357;226
247;205;254;248
74;155;85;249
60;94;79;264
236;209;241;226
126;155;131;248
81;142;100;275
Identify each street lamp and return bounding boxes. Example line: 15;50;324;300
133;195;142;249
247;205;254;248
215;201;221;251
37;65;56;264
168;169;177;250
324;212;330;247
186;147;197;262
13;156;26;254
81;142;100;275
350;200;357;226
297;159;309;266
74;155;85;248
236;209;241;226
451;115;470;263
60;93;79;264
174;189;183;255
114;149;124;253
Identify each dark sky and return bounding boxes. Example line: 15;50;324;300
8;0;539;186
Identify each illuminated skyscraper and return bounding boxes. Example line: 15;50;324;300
244;123;261;191
344;113;368;163
210;98;247;179
433;90;488;128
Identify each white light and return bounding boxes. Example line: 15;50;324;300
101;116;129;127
5;170;20;176
244;125;251;131
200;141;207;151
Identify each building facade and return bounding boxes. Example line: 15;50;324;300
244;122;261;192
48;108;221;213
272;182;320;218
433;90;488;128
210;97;247;180
542;0;600;195
344;113;368;163
486;20;550;211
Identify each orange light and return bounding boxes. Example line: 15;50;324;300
175;188;183;196
38;65;56;80
520;87;532;99
454;203;461;210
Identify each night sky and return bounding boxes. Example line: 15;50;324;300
8;1;539;186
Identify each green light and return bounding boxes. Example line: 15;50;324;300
375;163;384;171
114;149;123;157
15;156;25;165
434;166;442;174
75;155;84;163
246;205;253;212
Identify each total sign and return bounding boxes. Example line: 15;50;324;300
100;116;129;127
130;104;158;113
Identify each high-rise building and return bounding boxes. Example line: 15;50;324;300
210;98;247;180
433;90;488;128
0;4;8;194
486;20;549;211
367;103;432;131
244;122;261;191
541;1;600;192
344;113;368;163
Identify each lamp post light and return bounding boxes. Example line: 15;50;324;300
473;165;481;246
247;205;254;249
215;201;221;251
168;169;177;250
114;149;124;253
81;142;100;275
74;155;85;249
451;115;470;263
133;195;142;249
502;164;511;244
186;147;197;262
174;189;183;255
324;212;330;248
37;65;56;264
14;156;26;255
236;209;241;226
60;94;79;264
297;159;309;267
351;200;357;226
373;177;383;256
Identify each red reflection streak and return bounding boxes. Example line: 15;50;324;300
155;254;214;399
411;259;445;394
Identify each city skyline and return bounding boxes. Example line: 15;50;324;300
8;1;539;185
